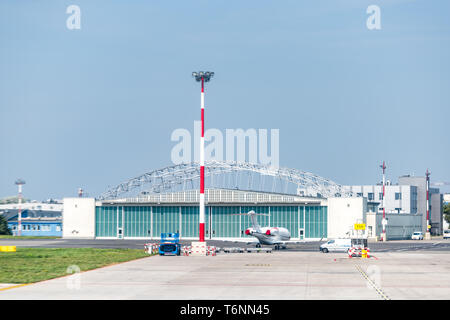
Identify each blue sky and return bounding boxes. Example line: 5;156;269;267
1;0;449;200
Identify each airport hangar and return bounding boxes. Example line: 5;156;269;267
62;161;423;241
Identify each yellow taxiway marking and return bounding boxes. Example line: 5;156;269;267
355;265;391;300
0;283;31;292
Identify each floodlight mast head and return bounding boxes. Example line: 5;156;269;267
15;179;26;186
192;71;214;82
15;179;25;193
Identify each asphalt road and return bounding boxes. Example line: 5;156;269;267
1;238;450;252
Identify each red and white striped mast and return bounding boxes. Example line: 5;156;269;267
426;169;431;236
15;179;26;236
192;71;214;242
380;161;387;241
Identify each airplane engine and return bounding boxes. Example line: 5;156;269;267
266;228;278;236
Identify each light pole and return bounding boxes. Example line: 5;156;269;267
192;71;214;242
380;161;387;242
425;169;431;239
15;179;25;236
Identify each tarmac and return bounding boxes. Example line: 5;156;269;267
1;250;450;300
0;238;449;252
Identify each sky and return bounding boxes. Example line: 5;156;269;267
1;0;449;200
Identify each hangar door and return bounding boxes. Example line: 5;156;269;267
123;206;152;238
210;206;241;238
95;206;117;238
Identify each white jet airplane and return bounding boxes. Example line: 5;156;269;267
240;210;291;250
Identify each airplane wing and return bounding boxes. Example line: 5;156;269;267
271;240;304;245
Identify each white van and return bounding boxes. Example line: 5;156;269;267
411;231;424;240
443;230;450;239
320;238;351;253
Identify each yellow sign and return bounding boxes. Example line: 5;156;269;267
354;223;366;230
0;246;16;252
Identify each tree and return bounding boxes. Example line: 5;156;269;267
0;215;12;235
0;196;29;205
444;203;450;225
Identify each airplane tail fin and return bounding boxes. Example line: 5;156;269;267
247;210;261;231
230;210;269;233
247;210;270;232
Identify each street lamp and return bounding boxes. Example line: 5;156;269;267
192;71;214;242
192;71;214;82
380;161;387;242
426;169;431;239
15;179;25;236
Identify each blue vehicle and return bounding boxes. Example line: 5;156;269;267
159;233;181;256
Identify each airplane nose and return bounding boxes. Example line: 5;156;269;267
245;229;251;235
265;230;271;235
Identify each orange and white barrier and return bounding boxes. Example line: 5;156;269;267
182;246;192;256
348;247;372;259
348;247;355;258
182;245;217;256
206;246;217;256
144;243;159;255
190;241;207;256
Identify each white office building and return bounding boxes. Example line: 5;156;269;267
343;175;444;238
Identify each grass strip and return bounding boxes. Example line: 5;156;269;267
0;247;149;283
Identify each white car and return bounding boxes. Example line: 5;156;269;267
411;231;424;240
443;230;450;239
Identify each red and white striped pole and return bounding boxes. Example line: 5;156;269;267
199;76;205;242
426;169;430;236
192;71;214;242
380;161;387;241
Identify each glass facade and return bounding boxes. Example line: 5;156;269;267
271;206;299;238
304;206;327;239
211;206;241;238
181;206;199;238
124;206;152;238
95;205;327;239
152;206;180;236
95;206;117;237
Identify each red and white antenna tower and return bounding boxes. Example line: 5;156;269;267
426;169;431;235
192;71;214;242
15;179;26;236
380;161;387;241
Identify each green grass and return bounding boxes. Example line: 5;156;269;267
0;248;150;283
0;235;61;240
